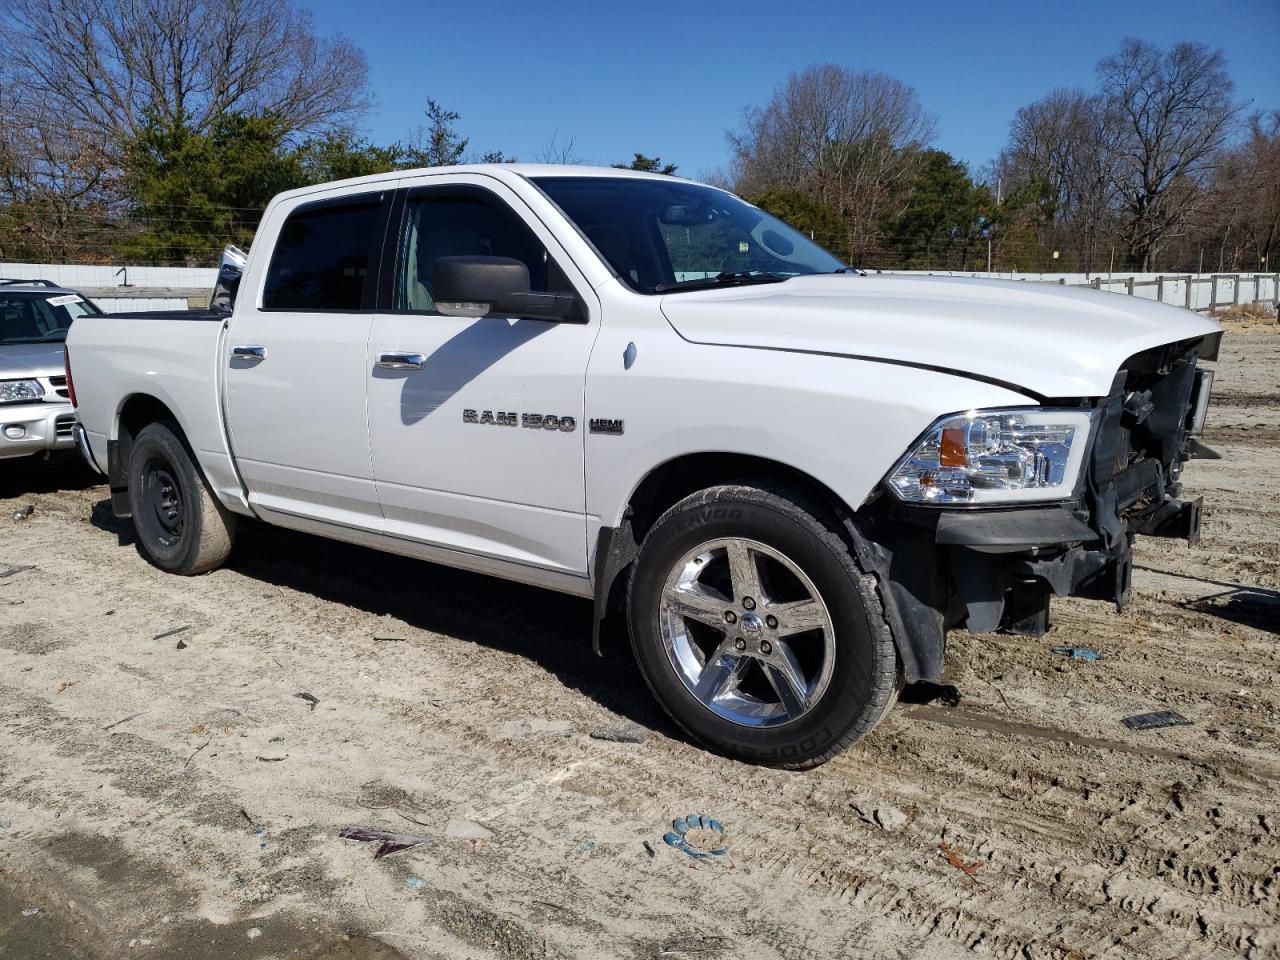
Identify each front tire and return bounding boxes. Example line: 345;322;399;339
127;421;235;575
628;484;899;769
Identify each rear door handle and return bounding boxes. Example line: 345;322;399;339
231;345;266;362
376;352;426;370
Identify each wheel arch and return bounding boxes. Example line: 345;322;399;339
109;393;187;517
591;452;861;655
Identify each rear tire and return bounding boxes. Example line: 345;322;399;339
127;421;235;575
628;483;899;769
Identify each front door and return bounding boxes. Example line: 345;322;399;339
224;189;390;528
366;176;599;576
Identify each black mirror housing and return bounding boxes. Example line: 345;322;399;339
431;255;584;322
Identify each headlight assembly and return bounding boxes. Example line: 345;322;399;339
886;408;1094;505
0;379;45;405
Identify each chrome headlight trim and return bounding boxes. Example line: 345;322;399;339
885;407;1095;506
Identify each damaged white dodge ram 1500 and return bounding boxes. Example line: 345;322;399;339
66;165;1221;767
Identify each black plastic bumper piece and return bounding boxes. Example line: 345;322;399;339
935;507;1098;552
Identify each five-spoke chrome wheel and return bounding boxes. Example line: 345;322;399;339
659;538;835;727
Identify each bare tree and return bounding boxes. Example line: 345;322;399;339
0;69;118;260
1099;38;1238;270
535;132;580;165
998;88;1121;271
1200;111;1280;271
727;64;936;259
0;0;371;151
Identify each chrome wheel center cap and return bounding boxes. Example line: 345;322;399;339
740;613;764;637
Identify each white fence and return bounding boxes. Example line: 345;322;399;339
887;271;1280;313
5;261;1278;314
0;262;216;289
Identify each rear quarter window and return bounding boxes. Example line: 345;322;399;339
262;196;383;310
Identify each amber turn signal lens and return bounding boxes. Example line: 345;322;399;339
939;427;967;468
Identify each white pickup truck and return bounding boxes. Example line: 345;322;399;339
67;164;1221;767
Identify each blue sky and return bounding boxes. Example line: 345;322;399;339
305;0;1280;179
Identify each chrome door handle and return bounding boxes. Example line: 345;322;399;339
376;352;426;370
231;345;266;362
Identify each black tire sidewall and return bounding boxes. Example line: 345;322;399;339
127;424;204;573
629;489;889;766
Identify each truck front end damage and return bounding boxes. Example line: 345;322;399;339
850;333;1221;684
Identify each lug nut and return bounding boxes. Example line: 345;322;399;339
761;640;772;655
742;597;756;610
765;615;778;629
734;638;747;651
724;610;737;624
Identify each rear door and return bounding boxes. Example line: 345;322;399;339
224;189;392;528
366;175;599;576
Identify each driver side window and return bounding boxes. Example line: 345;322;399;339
396;187;566;313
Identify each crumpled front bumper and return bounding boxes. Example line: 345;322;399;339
0;401;77;460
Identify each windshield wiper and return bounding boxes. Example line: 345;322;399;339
654;271;789;294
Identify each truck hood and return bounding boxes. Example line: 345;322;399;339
659;275;1222;398
0;341;67;379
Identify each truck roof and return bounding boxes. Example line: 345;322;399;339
265;163;701;208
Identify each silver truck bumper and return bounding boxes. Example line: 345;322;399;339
72;421;105;475
0;401;77;460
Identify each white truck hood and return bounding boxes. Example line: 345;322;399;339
659;274;1222;398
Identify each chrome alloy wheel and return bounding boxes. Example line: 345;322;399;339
659;538;836;727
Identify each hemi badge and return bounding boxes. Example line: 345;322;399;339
589;418;624;435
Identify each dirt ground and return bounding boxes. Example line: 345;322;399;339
1;328;1278;960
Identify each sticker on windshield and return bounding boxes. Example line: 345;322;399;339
47;295;82;306
738;242;749;253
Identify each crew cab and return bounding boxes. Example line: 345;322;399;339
66;165;1221;767
1;279;101;460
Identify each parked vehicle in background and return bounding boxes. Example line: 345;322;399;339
0;279;101;460
65;165;1221;768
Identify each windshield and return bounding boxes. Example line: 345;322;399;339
532;177;847;294
0;293;99;344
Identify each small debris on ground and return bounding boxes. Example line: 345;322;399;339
103;711;146;731
405;877;424;891
176;637;188;649
153;625;191;641
873;806;909;831
246;927;262;940
663;814;728;860
56;680;81;694
0;564;35;579
21;907;40;918
445;818;494;843
500;718;574;739
1051;646;1102;661
256;755;287;762
643;840;655;858
340;826;431;859
373;635;407;642
589;722;649;744
294;692;319;711
0;820;11;829
938;843;982;884
12;505;34;520
1123;710;1193;731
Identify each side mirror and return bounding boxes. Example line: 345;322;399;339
209;244;248;312
432;256;584;322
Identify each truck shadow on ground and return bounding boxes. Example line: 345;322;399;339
0;457;100;499
90;499;679;739
87;500;970;745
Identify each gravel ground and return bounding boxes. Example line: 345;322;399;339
0;326;1277;960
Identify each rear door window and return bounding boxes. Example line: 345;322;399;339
263;194;385;310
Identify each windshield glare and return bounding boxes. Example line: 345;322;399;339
532;177;846;294
0;294;98;344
